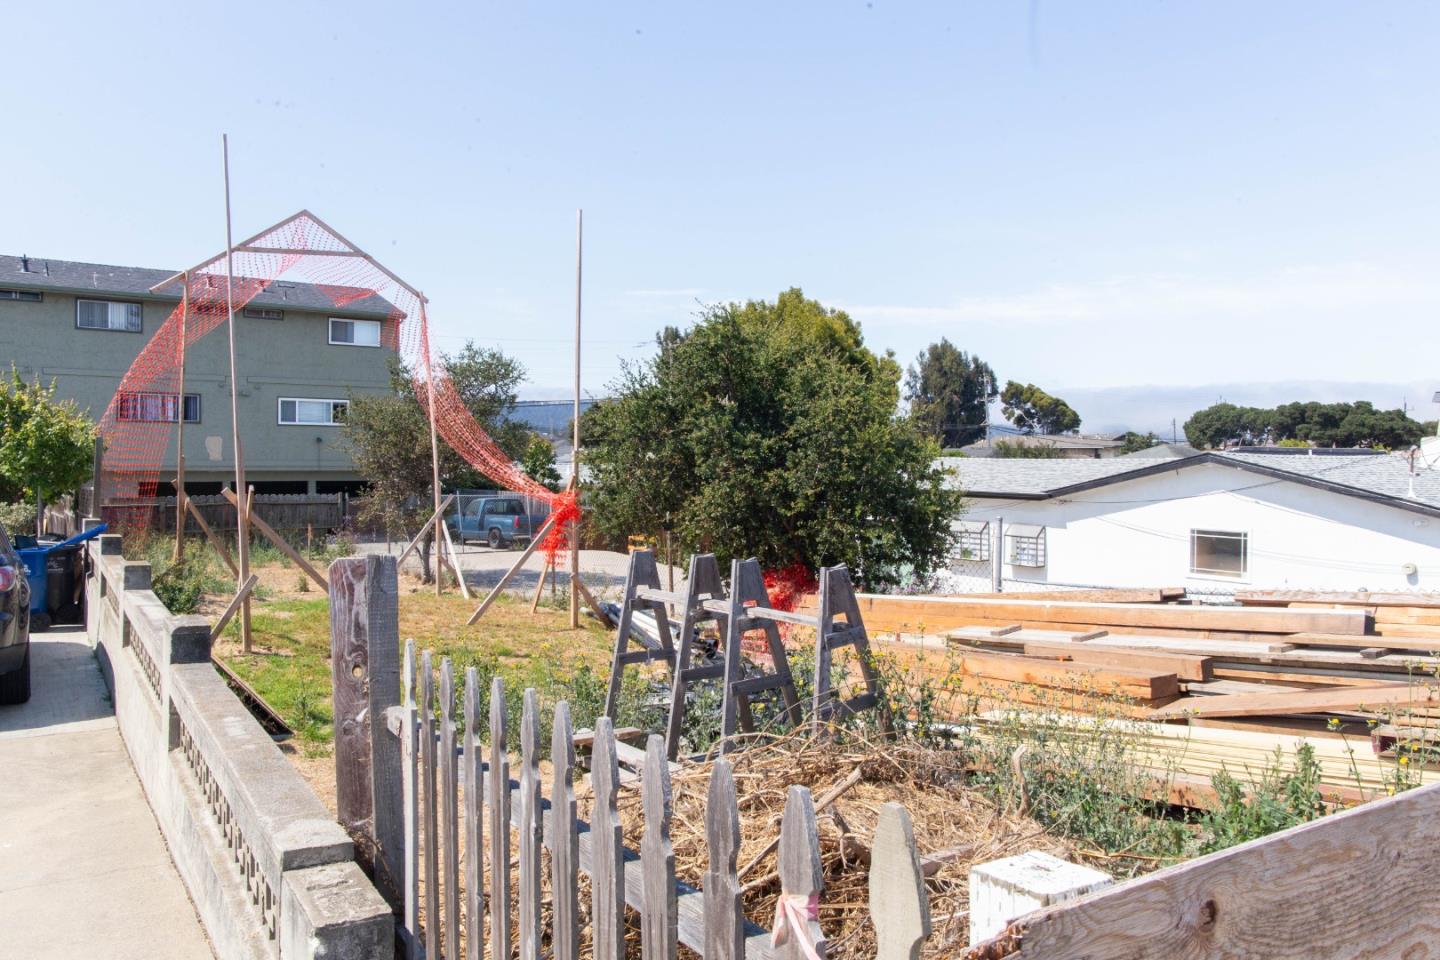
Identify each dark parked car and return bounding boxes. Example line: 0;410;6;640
0;522;32;704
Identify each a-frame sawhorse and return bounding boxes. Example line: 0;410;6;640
812;563;889;731
602;550;678;720
710;558;802;754
661;553;728;759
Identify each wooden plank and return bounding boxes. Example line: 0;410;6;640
949;627;1296;656
438;516;471;600
953;649;1179;699
1022;642;1212;682
440;659;460;960
402;641;420;959
327;557;402;908
856;593;1370;635
1237;589;1440;610
466;512;560;624
420;652;440;960
640;735;678;960
999;780;1440;959
958;587;1186;603
186;495;239;576
463;667;484;960
395;494;455;567
775;786;826;960
870;803;931;960
1150;684;1430;720
591;717;626;960
550;701;580;960
518;689;544;960
703;759;745;960
221;486;328;590
487;678;511;960
210;573;259;641
1285;632;1440;653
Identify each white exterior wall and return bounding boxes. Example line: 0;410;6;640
955;462;1440;594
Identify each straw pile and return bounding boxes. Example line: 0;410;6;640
607;733;1083;958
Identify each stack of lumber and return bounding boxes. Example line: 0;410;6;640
1236;589;1440;642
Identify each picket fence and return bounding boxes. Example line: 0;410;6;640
389;639;932;960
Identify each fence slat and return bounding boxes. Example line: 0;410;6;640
777;786;827;960
441;659;461;960
641;735;678;960
550;702;580;960
403;640;420;960
421;652;440;960
488;678;512;960
518;689;543;960
870;803;931;960
464;667;485;960
702;759;745;960
591;717;626;960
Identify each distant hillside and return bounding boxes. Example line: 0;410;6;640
507;399;599;438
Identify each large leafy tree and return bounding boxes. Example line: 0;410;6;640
343;343;532;580
0;371;96;526
1000;381;1082;434
1184;400;1425;449
904;339;997;449
582;289;963;588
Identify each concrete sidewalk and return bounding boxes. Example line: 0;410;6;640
0;629;215;959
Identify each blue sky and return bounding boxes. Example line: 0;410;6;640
4;2;1439;424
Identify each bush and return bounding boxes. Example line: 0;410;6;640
0;501;36;534
152;556;213;615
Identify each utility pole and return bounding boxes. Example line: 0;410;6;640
174;273;189;561
221;134;252;653
570;209;583;629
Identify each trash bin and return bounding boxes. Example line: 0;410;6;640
15;525;108;632
45;546;81;620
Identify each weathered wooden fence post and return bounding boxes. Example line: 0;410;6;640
329;554;403;908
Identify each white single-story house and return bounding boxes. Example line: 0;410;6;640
940;446;1440;595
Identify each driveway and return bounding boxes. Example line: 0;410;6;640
0;629;215;959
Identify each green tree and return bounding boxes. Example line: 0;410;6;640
1185;400;1425;450
904;339;997;448
583;289;963;587
519;435;562;492
1118;431;1161;454
0;370;96;528
992;439;1064;458
1000;381;1082;434
343;344;531;581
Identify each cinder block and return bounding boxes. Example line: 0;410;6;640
969;850;1112;946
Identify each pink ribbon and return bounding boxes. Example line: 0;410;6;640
771;892;823;960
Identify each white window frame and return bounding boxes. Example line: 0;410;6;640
116;391;201;424
277;397;349;427
1190;529;1248;578
76;298;142;332
328;317;382;347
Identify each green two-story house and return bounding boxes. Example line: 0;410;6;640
0;253;397;495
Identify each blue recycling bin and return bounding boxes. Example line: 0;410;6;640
15;524;107;631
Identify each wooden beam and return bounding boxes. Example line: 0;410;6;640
1285;632;1440;653
437;514;471;600
395;494;455;568
209;574;259;641
994;780;1440;959
466;512;560;625
221;487;328;591
1149;683;1428;720
185;496;238;576
952;649;1180;699
1022;642;1213;682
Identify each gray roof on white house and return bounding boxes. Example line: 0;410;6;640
0;254;395;316
939;451;1440;516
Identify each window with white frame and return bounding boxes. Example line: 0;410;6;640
1005;524;1046;567
76;298;142;332
278;397;349;426
0;288;42;301
328;317;381;347
1190;529;1247;578
956;520;991;561
116;392;201;423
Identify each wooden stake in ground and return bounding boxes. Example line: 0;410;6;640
220;133;252;653
420;299;445;596
570;209;583;630
173;273;189;562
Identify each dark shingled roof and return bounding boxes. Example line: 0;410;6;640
0;253;396;317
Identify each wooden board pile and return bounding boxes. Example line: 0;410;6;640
829;589;1440;803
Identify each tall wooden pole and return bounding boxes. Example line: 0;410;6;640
569;209;583;629
173;273;189;562
420;300;444;595
222;134;252;652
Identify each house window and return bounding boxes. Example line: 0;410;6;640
278;397;349;426
243;306;285;320
329;317;381;347
116;392;201;423
1191;530;1248;578
956;520;991;562
77;298;142;332
0;289;42;301
1005;524;1046;567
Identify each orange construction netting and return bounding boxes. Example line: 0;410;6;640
97;210;577;558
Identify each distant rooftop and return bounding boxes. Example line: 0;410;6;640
0;253;396;317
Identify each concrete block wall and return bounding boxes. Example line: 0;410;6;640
83;520;391;960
